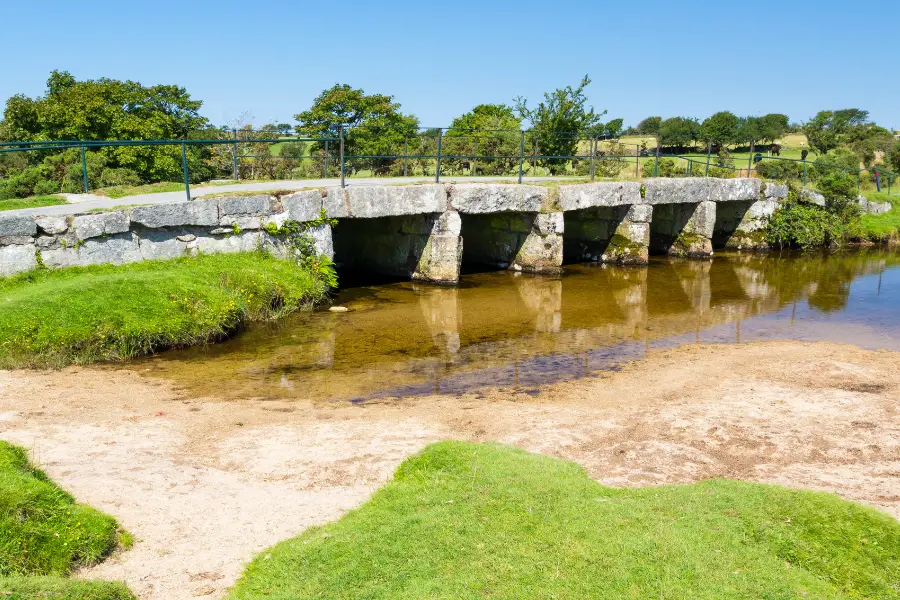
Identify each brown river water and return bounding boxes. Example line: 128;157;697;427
136;249;900;401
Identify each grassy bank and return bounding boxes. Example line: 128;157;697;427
859;192;900;242
0;251;334;368
0;195;68;212
0;440;134;598
230;442;900;600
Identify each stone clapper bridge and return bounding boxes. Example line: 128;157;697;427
0;178;787;281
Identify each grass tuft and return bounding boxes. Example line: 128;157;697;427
0;196;68;212
0;252;333;368
230;441;900;600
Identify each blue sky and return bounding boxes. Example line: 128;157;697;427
2;0;897;130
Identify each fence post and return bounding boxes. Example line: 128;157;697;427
857;170;861;195
435;128;443;183
339;124;345;188
518;130;525;184
589;135;596;182
324;140;329;178
232;128;238;180
705;141;711;177
181;142;190;201
635;144;640;178
653;136;660;177
473;137;478;177
403;135;408;177
747;140;754;177
802;159;807;187
81;145;89;193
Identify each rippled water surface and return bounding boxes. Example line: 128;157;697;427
138;250;900;401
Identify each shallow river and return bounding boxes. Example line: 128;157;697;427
138;250;900;401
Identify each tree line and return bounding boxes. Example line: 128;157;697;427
1;71;899;199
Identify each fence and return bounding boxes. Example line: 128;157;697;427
1;127;897;201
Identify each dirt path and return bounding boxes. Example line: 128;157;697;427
1;340;898;599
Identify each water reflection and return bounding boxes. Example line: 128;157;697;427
138;250;900;401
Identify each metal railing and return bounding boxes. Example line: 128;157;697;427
1;127;897;201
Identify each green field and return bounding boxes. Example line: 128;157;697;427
0;251;334;368
230;441;900;600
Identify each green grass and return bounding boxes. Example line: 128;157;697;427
230;442;900;600
0;576;135;599
0;251;333;368
84;203;151;214
94;181;189;199
0;196;68;212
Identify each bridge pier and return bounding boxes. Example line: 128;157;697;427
459;211;563;274
649;201;715;258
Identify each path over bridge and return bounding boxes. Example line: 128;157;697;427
0;178;788;280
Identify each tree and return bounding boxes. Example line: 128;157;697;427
757;113;789;143
444;104;522;175
700;111;741;147
802;109;870;155
658;117;700;149
294;84;419;175
634;116;661;135
514;75;605;174
602;118;624;138
887;140;900;173
737;116;763;143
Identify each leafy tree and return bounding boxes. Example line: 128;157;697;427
602;118;624;138
757;113;790;143
887;140;900;173
634;116;662;135
444;104;522;175
700;111;741;147
737;116;763;143
802;109;870;155
294;84;419;175
658;117;700;149
514;75;605;174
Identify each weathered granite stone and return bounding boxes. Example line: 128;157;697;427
534;212;564;235
433;211;461;236
131;200;218;227
346;184;446;218
763;182;789;200
800;188;826;207
747;199;778;220
195;231;263;255
625;204;653;223
308;224;334;259
512;232;563;273
643;177;709;205
35;235;60;250
78;233;142;265
176;234;197;243
557;182;641;210
412;234;462;284
708;178;759;202
449;184;545;213
322;187;349;219
219;215;263;230
867;201;891;215
0;243;37;275
0;215;37;237
35;216;68;235
686;201;717;238
72;211;129;240
0;236;33;246
282;190;324;222
218;195;269;216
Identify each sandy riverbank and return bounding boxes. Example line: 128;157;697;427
1;340;898;599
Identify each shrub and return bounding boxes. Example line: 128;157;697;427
755;159;805;181
765;188;858;250
32;179;61;196
99;168;141;188
642;157;683;178
809;147;860;182
817;171;858;203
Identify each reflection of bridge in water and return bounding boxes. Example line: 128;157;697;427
143;251;897;401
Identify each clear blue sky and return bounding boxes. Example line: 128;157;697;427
2;0;897;130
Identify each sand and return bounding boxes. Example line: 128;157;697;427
1;340;898;599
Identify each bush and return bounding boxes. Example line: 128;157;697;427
32;179;61;196
809;147;860;182
765;189;857;250
817;171;858;203
98;168;140;188
755;159;805;181
642;157;684;178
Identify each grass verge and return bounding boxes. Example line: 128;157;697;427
0;440;134;598
0;251;333;368
0;196;68;212
94;182;187;199
230;441;900;600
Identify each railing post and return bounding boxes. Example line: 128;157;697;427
635;144;639;178
232;128;238;180
589;135;596;182
747;140;754;177
339;124;345;188
324;140;329;177
518;130;525;184
653;135;660;177
802;159;807;187
857;170;861;195
705;141;711;177
81;145;89;193
403;135;408;177
181;142;190;201
473;137;478;177
435;128;442;184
